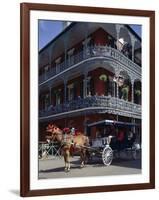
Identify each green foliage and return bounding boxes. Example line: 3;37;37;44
99;74;107;82
121;86;129;100
135;89;141;96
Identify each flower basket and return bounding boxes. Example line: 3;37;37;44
99;74;107;82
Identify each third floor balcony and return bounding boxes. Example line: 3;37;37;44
39;45;141;85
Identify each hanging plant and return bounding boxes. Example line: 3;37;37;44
121;86;129;100
135;89;141;96
122;86;129;93
99;74;107;82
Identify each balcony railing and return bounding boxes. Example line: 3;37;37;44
39;96;141;118
39;46;141;84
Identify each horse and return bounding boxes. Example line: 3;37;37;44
46;124;90;172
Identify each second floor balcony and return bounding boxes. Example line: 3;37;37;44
39;96;141;120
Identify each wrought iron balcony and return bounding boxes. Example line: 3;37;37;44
39;46;141;84
39;96;141;119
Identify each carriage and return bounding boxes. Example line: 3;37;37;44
86;119;141;166
40;120;141;172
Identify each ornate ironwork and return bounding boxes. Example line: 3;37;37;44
39;96;141;119
39;46;141;84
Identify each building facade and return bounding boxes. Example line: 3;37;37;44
38;22;142;141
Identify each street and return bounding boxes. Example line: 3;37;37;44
38;154;141;179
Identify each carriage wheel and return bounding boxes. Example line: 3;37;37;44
102;146;113;166
131;143;141;160
132;149;141;160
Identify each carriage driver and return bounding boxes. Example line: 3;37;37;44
71;127;75;135
63;127;75;145
70;127;75;144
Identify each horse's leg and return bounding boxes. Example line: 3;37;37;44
80;149;85;168
85;149;90;164
64;153;67;171
64;149;70;172
67;149;71;172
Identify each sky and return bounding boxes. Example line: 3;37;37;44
38;20;141;50
38;20;63;50
129;24;141;38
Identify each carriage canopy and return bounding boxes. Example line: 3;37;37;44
87;119;140;128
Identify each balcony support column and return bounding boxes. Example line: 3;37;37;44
83;38;91;58
131;118;135;133
83;80;87;98
132;40;135;62
64;35;69;67
116;24;123;50
82;24;90;58
83;72;88;98
115;69;120;98
116;84;119;98
113;82;116;97
130;35;136;62
64;79;67;103
131;80;134;103
49;86;52;105
55;57;61;74
49;45;53;69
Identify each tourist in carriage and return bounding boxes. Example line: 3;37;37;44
127;131;136;148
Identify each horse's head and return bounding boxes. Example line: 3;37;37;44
46;123;62;141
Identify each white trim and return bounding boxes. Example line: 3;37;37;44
30;10;150;191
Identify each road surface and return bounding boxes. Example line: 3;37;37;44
39;154;141;179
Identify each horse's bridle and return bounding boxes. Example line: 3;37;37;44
52;128;63;141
